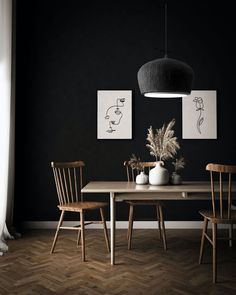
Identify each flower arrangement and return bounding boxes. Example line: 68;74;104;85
172;156;185;172
146;118;180;162
170;156;185;184
128;154;144;171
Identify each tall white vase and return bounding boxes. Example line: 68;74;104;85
149;161;169;185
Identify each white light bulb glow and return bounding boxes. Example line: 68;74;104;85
144;92;188;98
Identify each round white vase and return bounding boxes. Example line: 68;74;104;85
136;171;149;185
149;161;169;185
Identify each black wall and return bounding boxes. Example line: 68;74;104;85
14;0;236;227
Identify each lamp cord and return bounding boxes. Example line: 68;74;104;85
164;2;168;58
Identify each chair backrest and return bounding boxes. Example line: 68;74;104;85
206;163;236;219
51;161;85;205
124;161;156;181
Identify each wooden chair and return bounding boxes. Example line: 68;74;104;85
50;161;110;261
124;161;167;251
199;163;236;283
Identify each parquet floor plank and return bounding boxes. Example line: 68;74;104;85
0;229;235;294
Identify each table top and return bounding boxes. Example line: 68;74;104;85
81;181;236;201
81;181;236;193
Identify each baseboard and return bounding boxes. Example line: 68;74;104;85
22;221;233;230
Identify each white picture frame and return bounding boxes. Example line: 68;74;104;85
182;90;217;139
97;90;132;139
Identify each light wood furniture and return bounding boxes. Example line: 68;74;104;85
50;161;110;261
124;161;167;250
199;163;236;283
81;181;236;265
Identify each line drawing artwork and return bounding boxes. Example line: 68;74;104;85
193;96;204;134
105;98;125;133
97;90;132;139
182;90;216;139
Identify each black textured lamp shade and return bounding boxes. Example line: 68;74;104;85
137;57;194;98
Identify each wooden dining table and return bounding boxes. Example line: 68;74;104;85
81;181;236;265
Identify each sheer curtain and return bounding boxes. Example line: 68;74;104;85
0;0;14;255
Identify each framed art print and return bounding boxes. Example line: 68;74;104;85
97;90;132;139
182;90;217;139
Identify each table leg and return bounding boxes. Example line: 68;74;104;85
110;192;115;265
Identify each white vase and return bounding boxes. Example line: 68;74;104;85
149;161;169;185
136;171;149;185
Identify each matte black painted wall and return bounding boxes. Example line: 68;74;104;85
14;0;236;226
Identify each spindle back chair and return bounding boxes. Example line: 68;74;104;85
199;163;236;283
51;161;110;261
124;161;167;251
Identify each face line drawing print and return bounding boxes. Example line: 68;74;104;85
105;97;125;133
193;96;204;134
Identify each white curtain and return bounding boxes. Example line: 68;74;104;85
0;0;14;255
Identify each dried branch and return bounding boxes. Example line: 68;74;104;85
146;119;180;161
172;156;185;172
128;154;144;171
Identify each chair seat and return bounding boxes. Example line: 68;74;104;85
199;209;236;223
126;200;163;206
58;201;108;212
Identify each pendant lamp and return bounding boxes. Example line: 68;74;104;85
137;3;194;98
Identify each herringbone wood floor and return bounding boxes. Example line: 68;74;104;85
0;229;236;295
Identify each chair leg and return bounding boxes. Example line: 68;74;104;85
51;210;65;254
77;229;81;246
100;207;110;252
158;205;167;251
199;217;208;264
127;205;134;250
229;224;233;247
80;210;85;262
156;205;161;240
212;222;217;283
